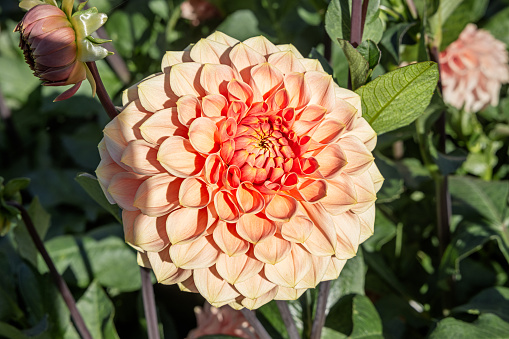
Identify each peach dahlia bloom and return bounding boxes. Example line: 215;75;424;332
439;24;509;113
96;32;383;309
187;303;257;339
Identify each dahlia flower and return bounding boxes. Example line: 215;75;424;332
15;0;110;101
187;303;257;339
439;24;509;113
96;31;382;309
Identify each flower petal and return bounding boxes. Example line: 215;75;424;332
188;117;220;154
321;173;358;215
158;136;205;177
264;244;312;288
284;72;311;109
139;108;188;145
121;140;166;175
253;233;292;264
200;63;236;95
229;42;266;81
281;214;314;243
193;266;240;307
108;172;147;211
215;251;264;284
267;51;306;74
206;31;240;46
243;36;280;56
305;71;335;112
202;94;228;117
166;207;209;244
274;286;306;300
214;190;241;222
161;50;192;72
146;249;192;284
133;174;182;217
235;273;277;300
132;213;169;252
333;212;361;259
236;182;265;214
340;135;375;176
314;143;348;179
190;38;230;64
357;204;376;243
236;213;276;244
300;202;337;256
239;287;278;310
138;72;177;112
322;256;347;280
297;179;327;203
170;235;220;269
295;255;331;288
249;62;284;100
169;62;206;97
212;220;249;257
265;194;298;222
179;177;211;208
176;94;202;126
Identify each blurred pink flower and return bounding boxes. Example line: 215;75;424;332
187;303;258;339
180;0;219;26
96;31;382;309
439;24;509;113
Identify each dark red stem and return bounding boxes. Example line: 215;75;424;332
141;267;160;339
7;201;93;339
85;61;118;120
310;280;331;339
350;0;364;47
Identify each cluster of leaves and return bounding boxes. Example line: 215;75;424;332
0;0;509;338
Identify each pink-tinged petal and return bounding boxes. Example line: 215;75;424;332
264;244;312;288
333;212;361;259
132;213;170;252
166;207;209;244
53;81;82;102
121;140;165;175
138;73;177;112
253;233;292;264
333;84;362;115
190;38;230;64
139;108;187;145
96;140;125;204
214;190;241;222
267;88;290;111
281;214;314;243
284;72;311;109
350;170;377;214
295;255;331;288
243;36;280;56
312;118;345;144
222;165;241;189
170;235;220;269
177;275;199;293
176;94;202;126
265;194;298;222
299;104;327;122
122;74;158;106
315;144;348;179
204;154;224;185
340;135;375;176
219;117;237;143
227;79;254;106
229;42;266;81
212;221;249;257
299;58;325;72
300;202;337;256
236;213;276;244
193;266;240;307
357;204;375;243
215;251;264;284
236;182;265;214
188;117;220;154
161;50;192;72
235;273;277;300
305;71;335;112
103;118;129;169
169;62;206;97
274;286;306;300
133;174;182;217
239;287;278;310
117;100;152;142
249;63;284;100
297;179;327;203
322;256;347;280
321;173;358;215
206;31;240;46
179;177;211;208
122;209;142;251
328;97;359;131
158;136;206;177
344;117;377;151
202;94;228;117
276;44;304;58
146;250;192;284
368;163;384;193
108;172;147;211
137;252;151;268
200;63;236;95
267;51;306;74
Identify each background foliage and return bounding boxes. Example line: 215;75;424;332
1;0;509;338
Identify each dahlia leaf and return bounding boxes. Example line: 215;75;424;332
325;0;383;44
337;39;369;90
75;173;121;223
379;23;414;64
429;314;509;339
451;287;509;322
355;61;439;134
76;281;119;339
356;40;380;70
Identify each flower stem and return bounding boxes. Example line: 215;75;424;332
276;300;300;339
310;280;331;339
350;0;366;47
85;61;118;120
140;267;160;339
7;201;93;339
240;309;272;339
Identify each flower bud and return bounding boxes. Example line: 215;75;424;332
15;0;110;101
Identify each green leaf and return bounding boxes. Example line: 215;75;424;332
374;155;404;203
75;173;121;223
325;0;383;44
452;287;509;322
13;197;51;268
435;149;468;176
363;250;410;300
337;39;369;90
77;281;120;339
413;0;440;18
483;7;509;48
429;314;509;339
0;322;29;339
4;178;30;199
362;209;397;252
440;0;489;48
216;10;263;41
379;23;414;64
355;61;439;134
356;40;381;70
